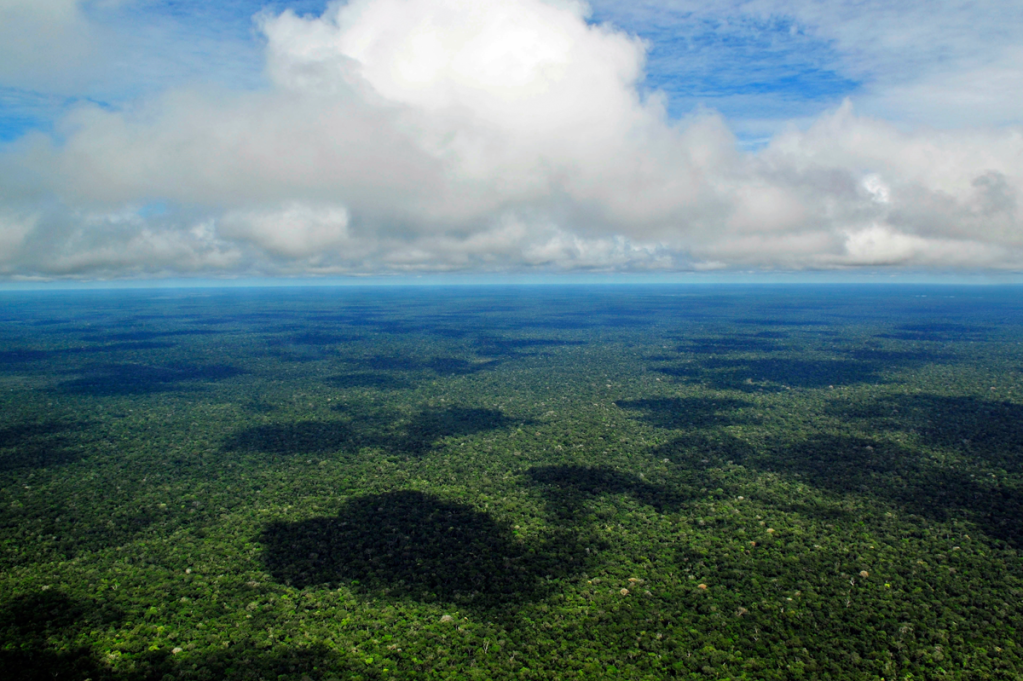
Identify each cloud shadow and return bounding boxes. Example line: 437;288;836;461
388;407;519;456
615;397;753;430
222;406;523;458
0;420;94;471
829;393;1023;473
346;355;498;377
259;490;589;612
876;322;990;342
222;421;355;456
0;591;122;681
55;363;244;397
324;372;416;390
654;430;1023;549
676;336;785;354
526;465;689;520
0;591;356;681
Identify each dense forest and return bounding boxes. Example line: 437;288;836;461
1;285;1022;680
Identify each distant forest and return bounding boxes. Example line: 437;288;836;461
2;285;1022;679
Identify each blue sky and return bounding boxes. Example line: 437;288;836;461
0;0;1021;281
591;4;860;143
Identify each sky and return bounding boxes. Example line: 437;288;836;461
0;0;1021;283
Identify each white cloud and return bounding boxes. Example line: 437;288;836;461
0;209;38;268
220;203;353;259
0;1;96;90
11;206;242;277
1;0;1022;279
838;224;1007;268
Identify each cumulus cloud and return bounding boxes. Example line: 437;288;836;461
221;203;353;259
0;0;97;90
1;0;1022;279
0;209;38;268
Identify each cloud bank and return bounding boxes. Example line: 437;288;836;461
1;0;1021;279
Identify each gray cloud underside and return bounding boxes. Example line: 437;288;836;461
1;0;1021;279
